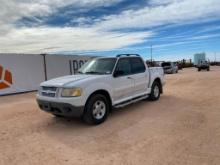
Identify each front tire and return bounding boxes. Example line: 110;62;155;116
149;81;161;101
83;94;110;125
53;114;63;118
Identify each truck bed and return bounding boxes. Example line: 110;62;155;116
149;67;165;87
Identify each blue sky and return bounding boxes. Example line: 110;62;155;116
0;0;220;61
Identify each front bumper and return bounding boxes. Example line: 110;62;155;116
198;65;209;69
37;99;84;117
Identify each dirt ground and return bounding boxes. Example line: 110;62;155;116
0;67;220;165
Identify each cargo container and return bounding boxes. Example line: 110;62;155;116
0;54;94;95
194;53;206;66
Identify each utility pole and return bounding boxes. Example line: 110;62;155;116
150;44;153;63
40;53;48;81
214;52;216;62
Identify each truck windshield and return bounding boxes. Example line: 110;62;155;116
78;58;117;75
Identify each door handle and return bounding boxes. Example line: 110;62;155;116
127;76;132;79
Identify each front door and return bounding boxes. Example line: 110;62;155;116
112;58;134;104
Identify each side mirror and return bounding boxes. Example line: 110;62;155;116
113;70;124;77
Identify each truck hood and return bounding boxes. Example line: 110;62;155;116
41;74;98;87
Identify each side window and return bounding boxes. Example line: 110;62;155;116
130;58;146;74
115;58;131;76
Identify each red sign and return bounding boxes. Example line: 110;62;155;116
0;65;13;90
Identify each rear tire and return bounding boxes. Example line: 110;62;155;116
149;81;161;101
198;68;201;72
83;94;110;125
207;68;210;71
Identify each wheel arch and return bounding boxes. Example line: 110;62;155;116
152;78;163;94
85;89;112;109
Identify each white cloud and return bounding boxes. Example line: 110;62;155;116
148;0;182;6
0;0;125;26
96;0;220;30
0;0;220;54
196;25;220;34
0;26;153;53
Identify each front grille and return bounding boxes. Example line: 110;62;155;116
42;86;57;92
42;92;56;97
41;86;57;97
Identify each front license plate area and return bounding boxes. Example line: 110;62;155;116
43;102;51;111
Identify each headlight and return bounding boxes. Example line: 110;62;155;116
61;88;82;97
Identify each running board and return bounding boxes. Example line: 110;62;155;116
114;95;149;108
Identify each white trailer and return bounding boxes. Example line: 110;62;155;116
194;53;206;66
0;54;94;95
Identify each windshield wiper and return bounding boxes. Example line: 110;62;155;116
84;71;104;75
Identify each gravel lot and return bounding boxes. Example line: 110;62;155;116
0;66;220;165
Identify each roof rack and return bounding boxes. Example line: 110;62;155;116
116;54;140;57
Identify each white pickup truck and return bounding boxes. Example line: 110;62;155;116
37;54;165;124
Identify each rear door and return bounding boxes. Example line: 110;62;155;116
130;57;149;97
112;58;134;104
